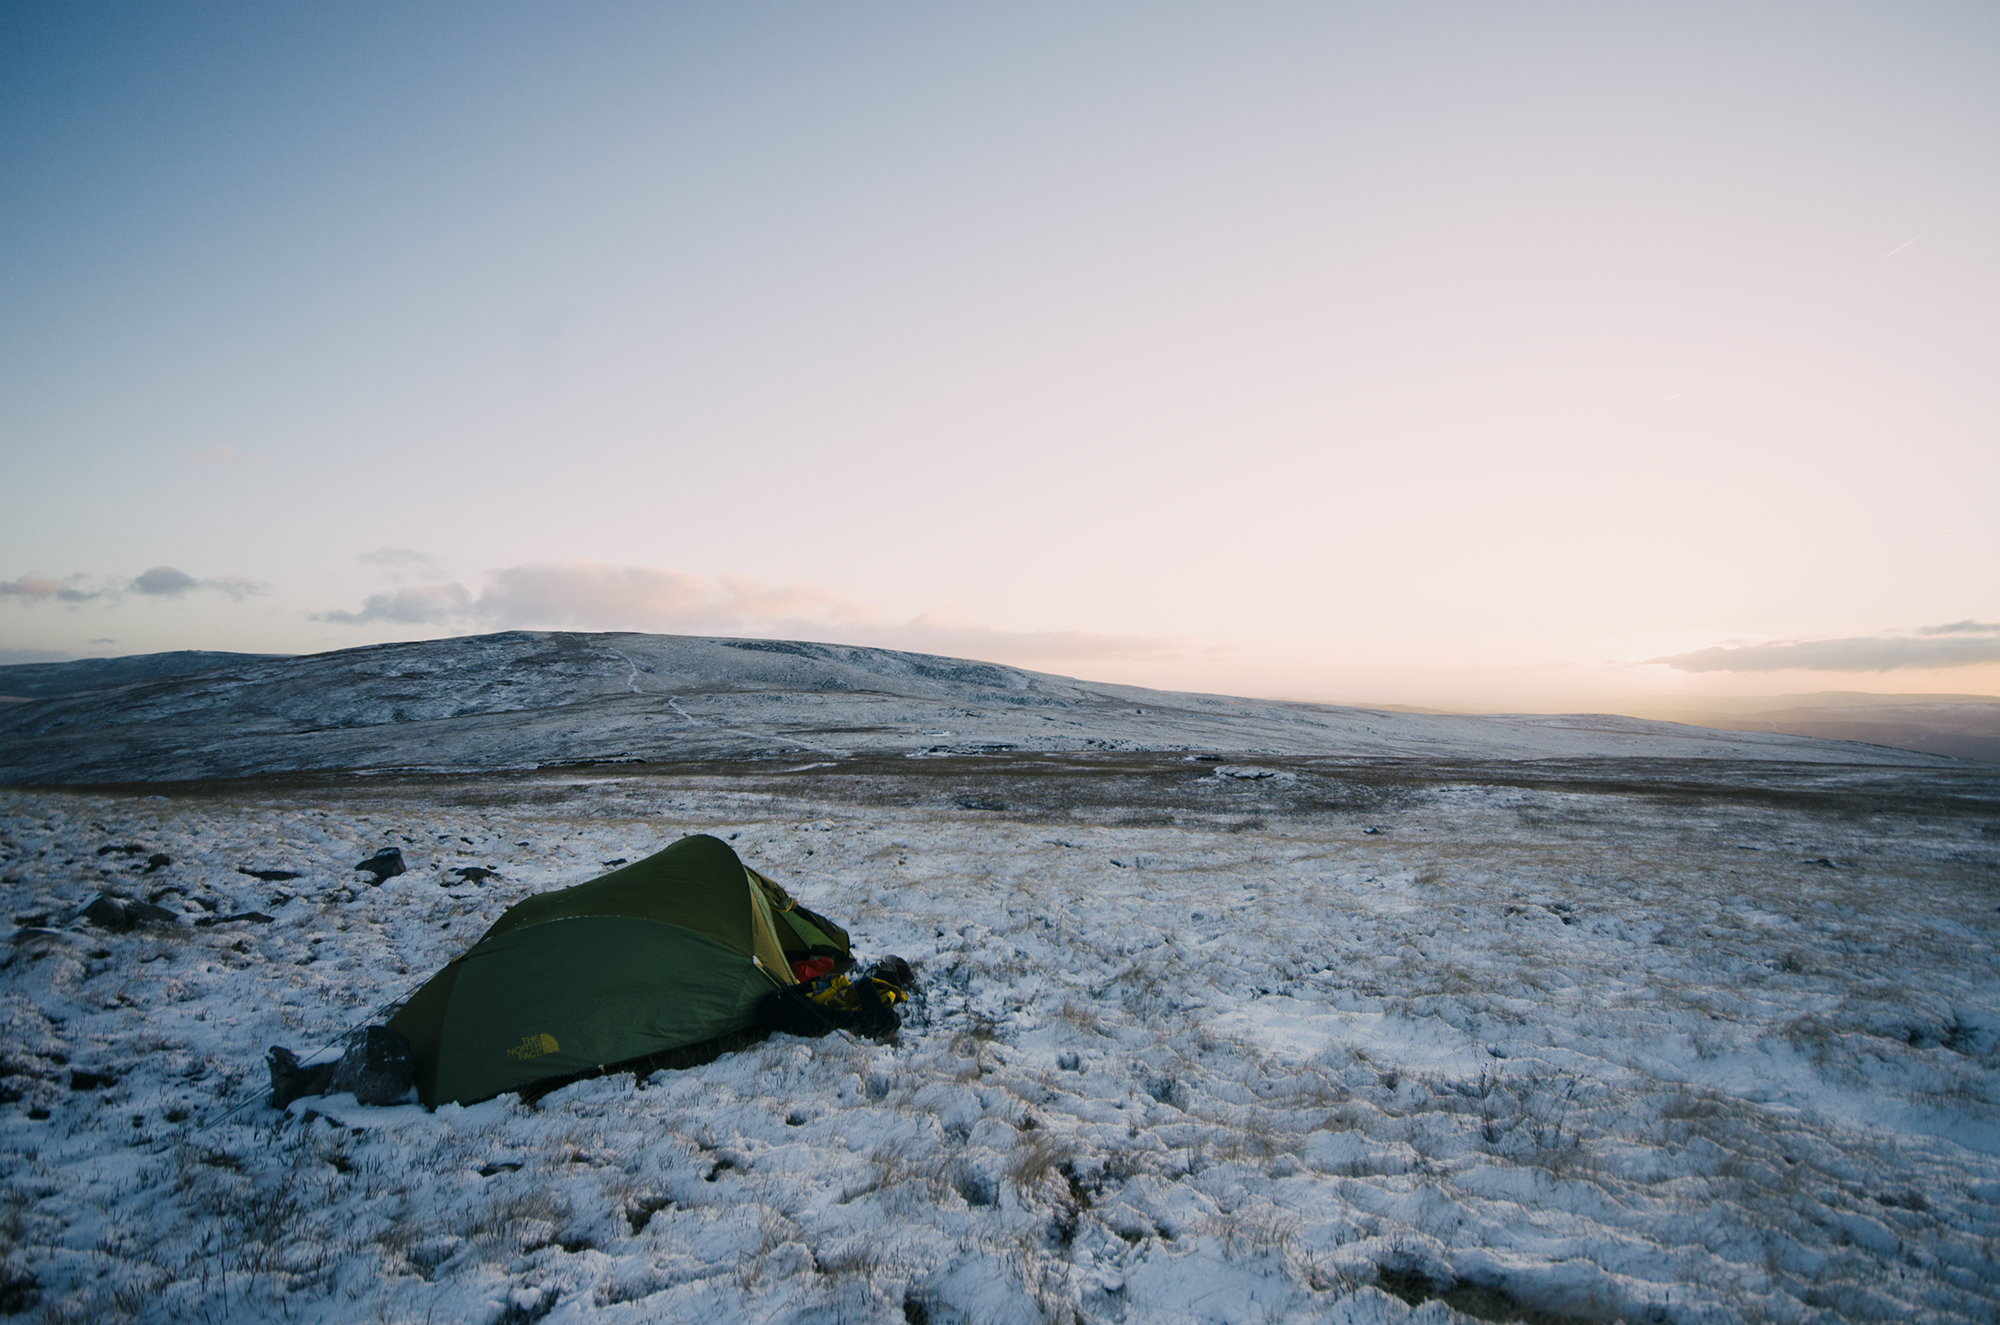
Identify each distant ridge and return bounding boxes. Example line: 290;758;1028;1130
0;631;1964;786
1622;693;2000;765
0;650;291;701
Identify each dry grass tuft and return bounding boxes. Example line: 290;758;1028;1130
1006;1130;1067;1197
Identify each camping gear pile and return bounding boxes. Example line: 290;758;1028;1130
266;833;907;1109
760;955;912;1041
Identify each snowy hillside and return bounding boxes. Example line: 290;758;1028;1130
3;755;1997;1324
0;632;1960;787
0;651;289;702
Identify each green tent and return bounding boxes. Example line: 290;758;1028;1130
388;833;851;1107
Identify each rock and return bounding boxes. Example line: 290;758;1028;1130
145;853;172;871
355;848;406;882
68;1069;115;1091
96;843;149;857
238;867;300;882
451;866;496;883
328;1026;415;1106
192;912;276;927
80;895;178;930
267;1046;337;1109
81;895;131;930
124;899;181;926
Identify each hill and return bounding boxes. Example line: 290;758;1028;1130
1624;692;2000;764
0;631;1962;785
0;649;288;701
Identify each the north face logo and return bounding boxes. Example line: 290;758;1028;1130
506;1033;559;1060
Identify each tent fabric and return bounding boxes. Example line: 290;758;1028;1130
388;833;825;1107
752;870;852;962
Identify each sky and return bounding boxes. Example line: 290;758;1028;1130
3;1;1997;710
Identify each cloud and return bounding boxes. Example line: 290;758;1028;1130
130;567;269;600
2;567;269;609
317;582;474;625
133;566;200;596
316;559;1182;664
359;547;448;575
0;575;107;603
209;575;267;601
1647;622;2000;673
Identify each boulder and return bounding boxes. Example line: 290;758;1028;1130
355;848;407;882
79;895;179;932
267;1046;336;1109
80;895;128;929
328;1026;415;1105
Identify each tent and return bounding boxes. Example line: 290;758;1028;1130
387;833;851;1107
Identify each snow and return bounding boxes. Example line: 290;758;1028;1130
0;631;1968;787
4;751;1997;1325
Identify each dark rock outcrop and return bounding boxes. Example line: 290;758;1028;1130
267;1046;336;1109
269;1026;414;1109
329;1027;415;1106
355;848;406;882
80;895;179;932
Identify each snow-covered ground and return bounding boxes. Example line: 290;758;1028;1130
3;758;1997;1324
0;633;1964;787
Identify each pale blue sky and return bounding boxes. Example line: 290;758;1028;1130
5;2;1997;705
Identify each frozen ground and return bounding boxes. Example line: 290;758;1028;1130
3;755;1997;1324
0;632;1963;787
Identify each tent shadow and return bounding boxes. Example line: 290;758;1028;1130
516;1025;776;1108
